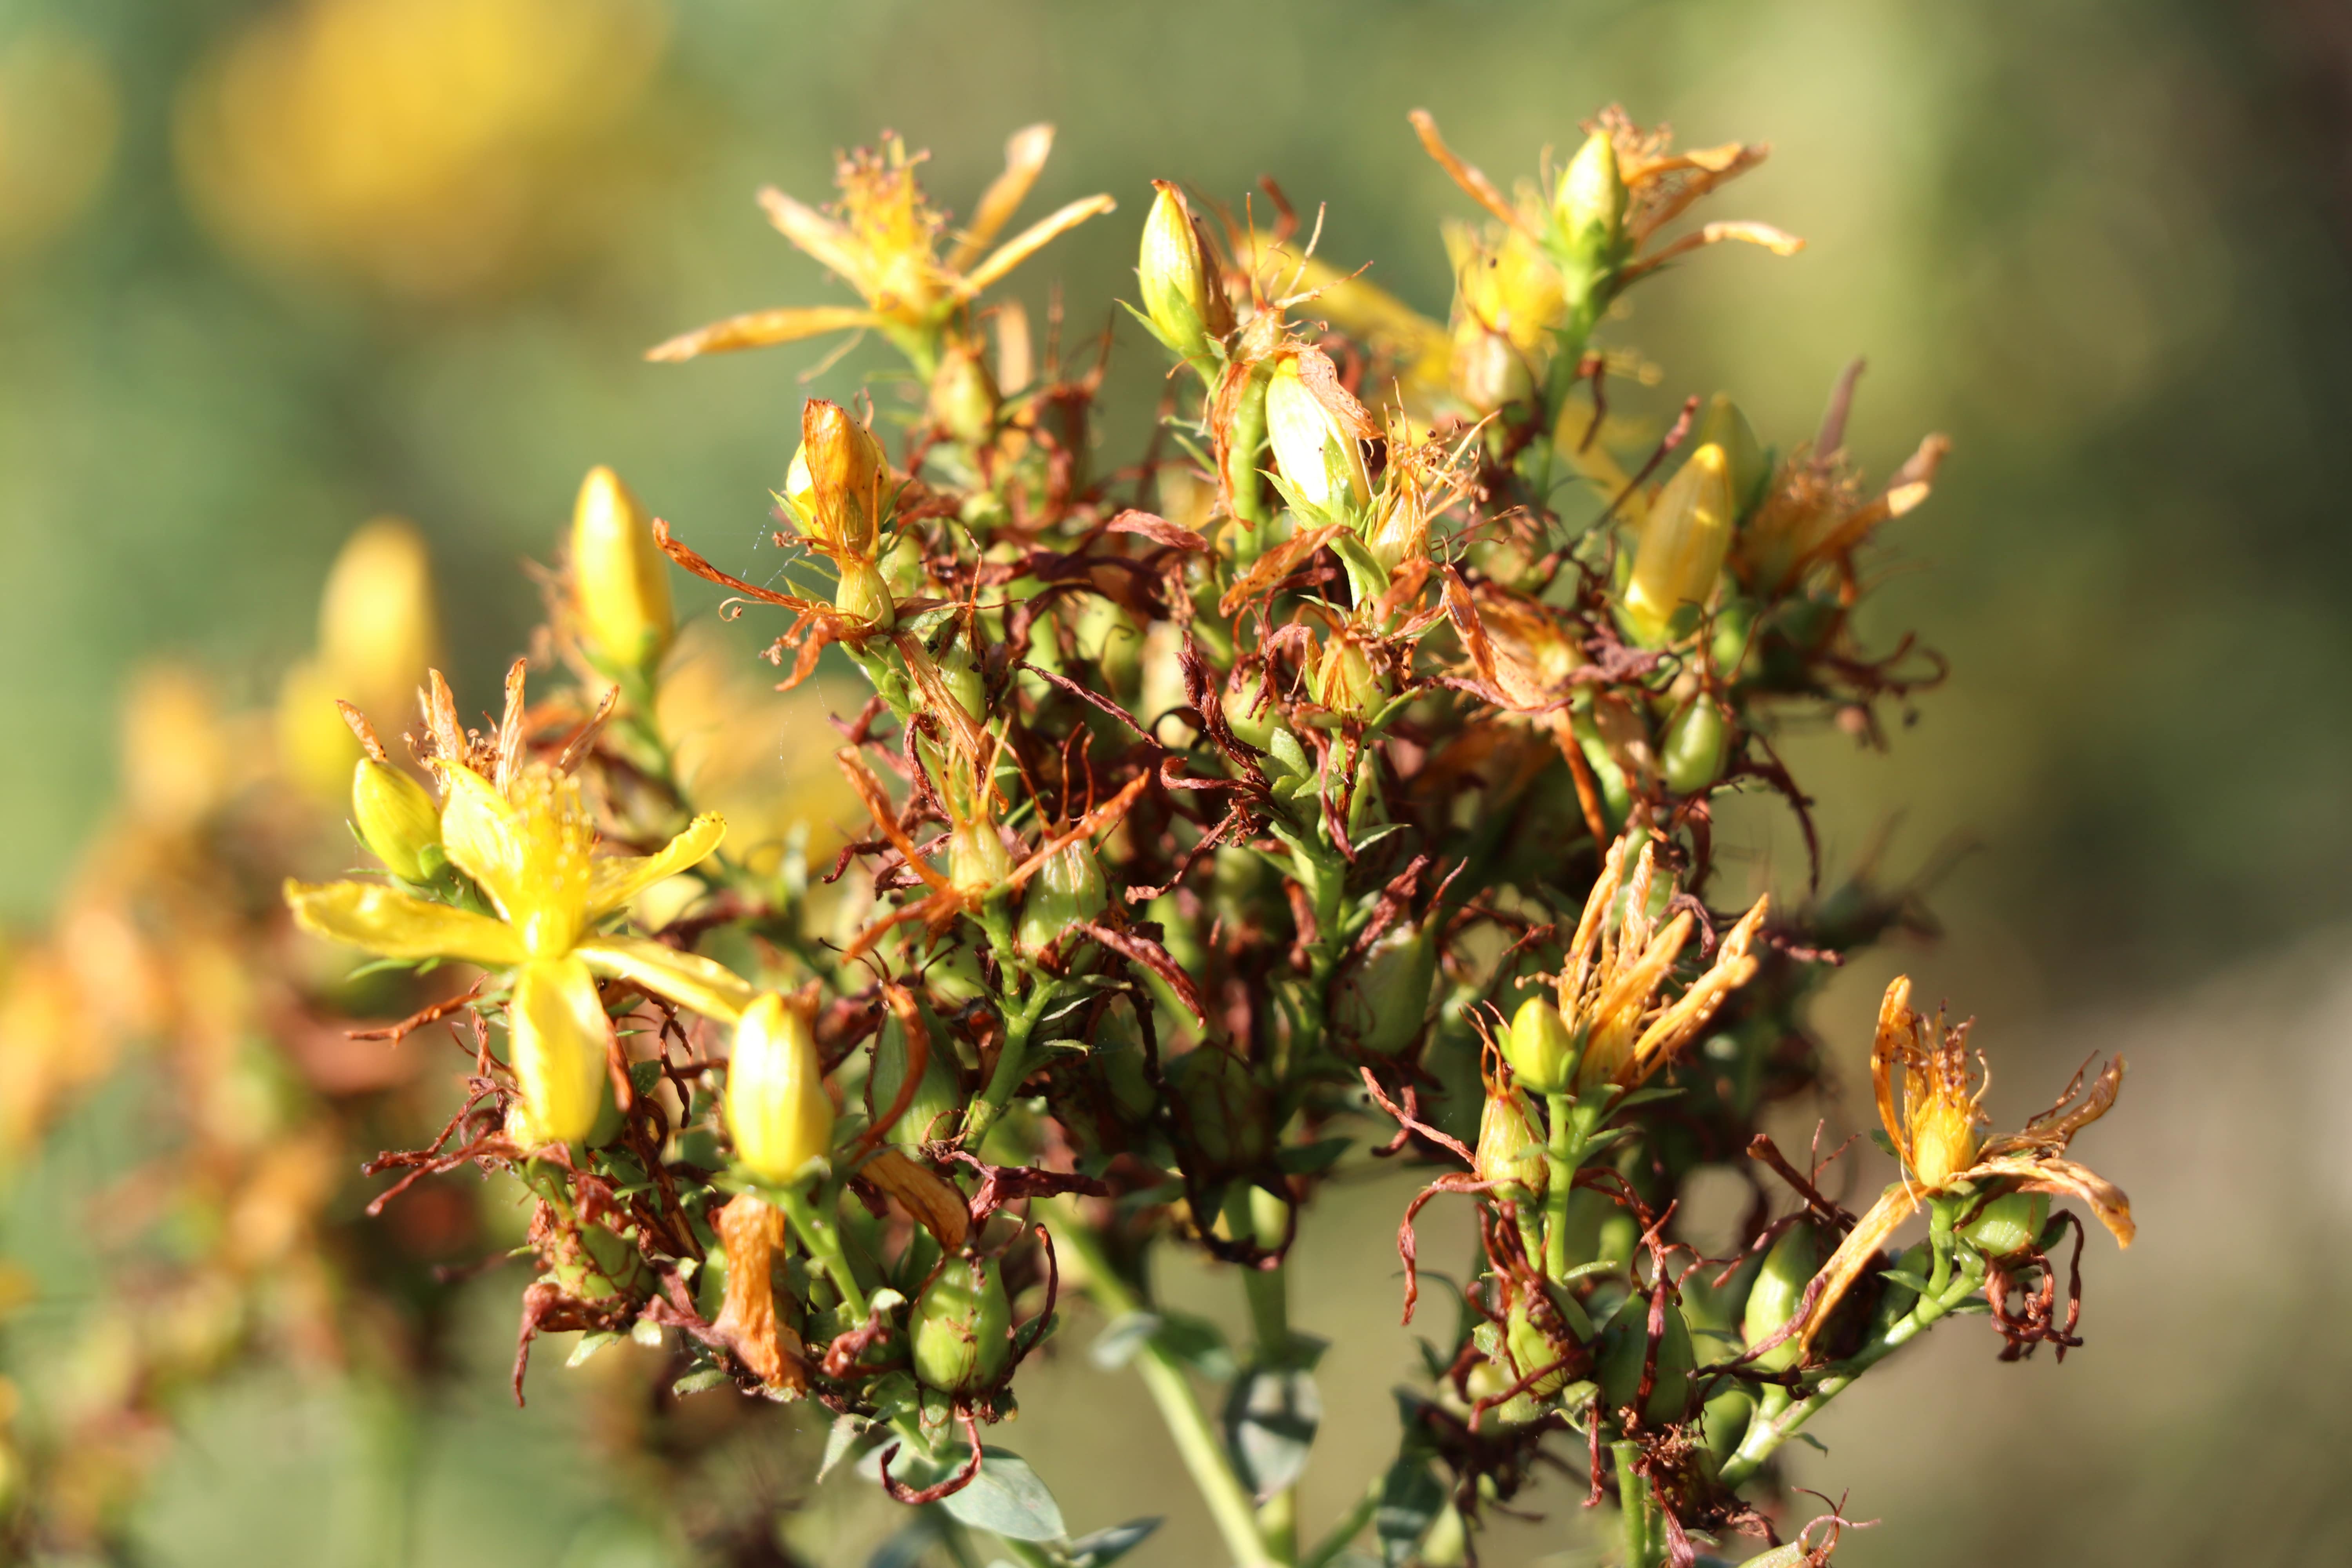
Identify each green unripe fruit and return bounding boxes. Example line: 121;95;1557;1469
1960;1191;2049;1259
912;1255;1013;1394
1504;1297;1575;1398
1331;921;1437;1057
1742;1223;1824;1373
1661;699;1728;796
351;758;441;883
867;1007;964;1147
1092;998;1157;1127
1693;394;1771;521
1474;1089;1547;1196
928;340;1000;447
1172;1047;1270;1172
1597;1293;1696;1426
1501;996;1579;1095
1700;1385;1753;1465
1016;840;1109;959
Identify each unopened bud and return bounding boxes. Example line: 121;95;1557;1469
318;518;439;717
726;989;834;1183
1741;1222;1824;1372
1598;1292;1696;1425
911;1254;1013;1394
1016;840;1109;958
1331;920;1437;1057
352;758;441;883
832;557;897;632
1265;354;1374;515
1312;635;1384;723
1501;996;1579;1095
1138;181;1231;368
1660;699;1728;796
1622;442;1734;646
1554;129;1627;296
792;400;891;563
1693;394;1770;519
1475;1089;1548;1195
929;339;1000;446
949;815;1014;899
1960;1191;2049;1259
570;466;674;672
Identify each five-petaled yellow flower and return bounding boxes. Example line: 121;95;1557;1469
1791;976;2134;1355
287;699;751;1145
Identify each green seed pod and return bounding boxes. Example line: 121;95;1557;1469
911;1254;1013;1394
833;557;896;632
1742;1223;1824;1373
928;339;1000;447
1092;997;1158;1128
1172;1046;1270;1172
1331;919;1437;1057
1661;699;1728;796
1700;1384;1753;1466
1501;996;1579;1095
1016;839;1109;959
1312;635;1383;723
1474;1088;1548;1196
1960;1191;2049;1259
351;757;440;884
1597;1292;1696;1426
867;1005;964;1147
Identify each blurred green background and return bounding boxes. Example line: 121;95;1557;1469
5;0;2351;1563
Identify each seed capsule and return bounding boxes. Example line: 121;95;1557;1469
726;989;835;1183
351;757;441;884
867;1005;965;1147
928;339;1000;447
1501;996;1579;1095
1960;1191;2049;1258
1016;839;1109;958
570;465;674;671
1597;1292;1696;1425
911;1254;1013;1394
1312;635;1383;723
1742;1222;1824;1372
1172;1046;1270;1172
1332;920;1437;1057
1661;699;1728;795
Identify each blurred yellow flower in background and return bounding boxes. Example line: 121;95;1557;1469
275;517;440;800
174;0;667;298
0;28;118;261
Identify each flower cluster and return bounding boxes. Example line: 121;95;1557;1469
0;107;2135;1568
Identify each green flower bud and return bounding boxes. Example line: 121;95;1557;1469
833;557;897;632
911;1254;1013;1394
1172;1046;1270;1172
1221;665;1284;751
1474;1088;1548;1196
928;339;1000;447
570;465;673;673
1597;1292;1695;1426
1332;919;1437;1056
1504;1296;1576;1398
1661;699;1728;796
726;990;835;1183
867;1006;965;1147
1742;1222;1824;1373
1623;442;1735;646
351;757;440;883
1016;839;1109;958
1501;996;1579;1095
1554;129;1627;298
1138;181;1231;367
1693;394;1770;519
1960;1191;2049;1259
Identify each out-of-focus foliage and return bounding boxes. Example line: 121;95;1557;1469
2;2;2350;1566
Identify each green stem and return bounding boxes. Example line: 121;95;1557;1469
962;968;1056;1143
1229;1187;1297;1564
1051;1208;1280;1568
1541;1094;1587;1280
1613;1438;1654;1568
777;1184;869;1320
1299;1479;1381;1568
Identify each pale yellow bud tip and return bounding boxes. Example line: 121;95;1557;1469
571;466;674;672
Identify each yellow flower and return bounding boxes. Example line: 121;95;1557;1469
647;125;1114;365
1791;977;2134;1356
725;989;835;1183
285;715;751;1143
1554;829;1769;1092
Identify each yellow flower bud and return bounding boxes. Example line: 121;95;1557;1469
726;989;835;1183
792;399;890;563
1622;442;1734;646
1138;180;1230;367
509;957;612;1149
1311;634;1383;723
352;758;441;883
570;465;673;672
928;339;1000;446
1265;354;1373;514
1553;129;1626;293
277;658;359;800
318;517;437;717
1475;1088;1548;1195
1501;996;1579;1095
1693;394;1769;519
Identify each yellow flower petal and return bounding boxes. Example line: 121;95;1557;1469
587;812;726;920
577;935;755;1024
509;957;611;1147
439;764;593;957
643;305;880;363
959;193;1116;296
284;878;526;967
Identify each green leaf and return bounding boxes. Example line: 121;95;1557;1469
1225;1364;1321;1500
818;1414;870;1484
1326;530;1391;606
1267;725;1313;779
1374;1456;1445;1568
1065;1519;1163;1566
1879;1267;1934;1293
567;1331;623;1368
669;1367;730;1396
864;1516;939;1568
940;1448;1067;1542
1088;1311;1161;1371
1277;1137;1352;1175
